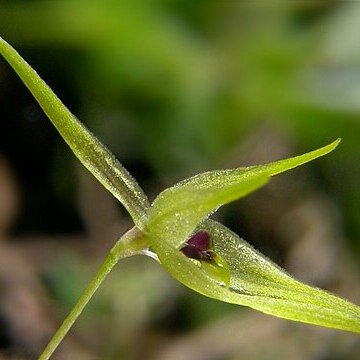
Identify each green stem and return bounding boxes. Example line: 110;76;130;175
38;227;147;360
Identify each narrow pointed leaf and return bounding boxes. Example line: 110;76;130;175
0;36;149;227
146;172;269;249
154;219;360;334
250;138;341;176
146;140;340;250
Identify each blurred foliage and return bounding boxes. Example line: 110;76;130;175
0;1;359;359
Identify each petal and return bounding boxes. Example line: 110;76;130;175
146;140;340;249
146;172;269;249
249;138;341;176
0;36;149;228
154;219;360;334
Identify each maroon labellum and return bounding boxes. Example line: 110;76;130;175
180;231;214;262
180;230;231;286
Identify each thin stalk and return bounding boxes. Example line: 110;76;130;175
38;227;147;360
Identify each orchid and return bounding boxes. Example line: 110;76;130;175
0;36;359;360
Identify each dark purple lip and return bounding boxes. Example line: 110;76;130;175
180;231;214;261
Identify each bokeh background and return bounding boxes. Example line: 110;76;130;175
0;1;360;359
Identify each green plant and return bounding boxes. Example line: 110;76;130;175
0;36;359;359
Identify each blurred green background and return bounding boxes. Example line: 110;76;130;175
0;1;359;359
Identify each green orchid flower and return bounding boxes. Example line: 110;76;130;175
0;36;359;360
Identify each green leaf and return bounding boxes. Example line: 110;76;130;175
146;171;269;249
209;220;360;333
249;138;341;176
149;219;360;333
146;139;340;250
0;36;149;228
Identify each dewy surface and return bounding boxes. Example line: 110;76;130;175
145;139;340;250
202;220;360;333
